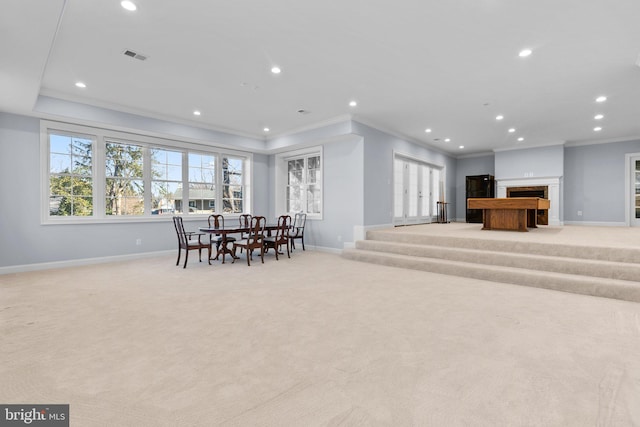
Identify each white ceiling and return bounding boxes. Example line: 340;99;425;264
3;0;640;155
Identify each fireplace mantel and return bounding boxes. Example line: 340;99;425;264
496;177;561;226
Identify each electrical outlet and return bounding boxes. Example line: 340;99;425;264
136;238;142;245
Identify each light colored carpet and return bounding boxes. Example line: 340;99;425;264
2;249;640;426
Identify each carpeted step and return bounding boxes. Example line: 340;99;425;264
366;230;640;264
342;248;640;303
355;240;640;282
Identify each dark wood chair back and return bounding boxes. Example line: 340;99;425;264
238;214;252;239
291;213;307;250
264;215;291;260
232;216;266;266
208;214;224;228
172;216;211;268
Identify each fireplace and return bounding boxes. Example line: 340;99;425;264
506;186;548;225
496;177;561;226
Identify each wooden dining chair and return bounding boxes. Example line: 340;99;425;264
208;214;236;262
263;215;291;260
290;213;307;251
172;216;211;268
237;214;252;253
232;216;266;266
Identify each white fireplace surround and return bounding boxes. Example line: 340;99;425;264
496;177;562;226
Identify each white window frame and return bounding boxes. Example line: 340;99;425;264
275;146;323;220
40;120;252;224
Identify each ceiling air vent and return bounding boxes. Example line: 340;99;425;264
123;49;148;61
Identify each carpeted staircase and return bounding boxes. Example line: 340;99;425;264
342;229;640;303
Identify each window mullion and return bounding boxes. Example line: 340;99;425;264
94;135;105;218
143;146;151;215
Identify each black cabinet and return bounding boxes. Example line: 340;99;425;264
466;174;495;223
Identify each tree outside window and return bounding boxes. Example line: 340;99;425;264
49;133;93;216
222;157;244;213
105;142;144;215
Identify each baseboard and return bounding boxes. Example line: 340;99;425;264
0;250;174;275
563;221;628;227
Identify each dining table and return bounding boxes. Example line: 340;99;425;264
199;223;281;263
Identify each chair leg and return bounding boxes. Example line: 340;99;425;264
176;247;181;266
260;246;265;263
246;247;251;266
207;246;211;265
286;240;290;258
301;236;305;250
183;250;189;268
199;248;202;262
274;243;279;260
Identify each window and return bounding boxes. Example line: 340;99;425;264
188;152;216;214
105;141;144;216
276;147;322;218
151;148;182;215
49;133;94;216
223;156;245;213
41;121;252;223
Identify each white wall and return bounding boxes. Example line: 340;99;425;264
564;139;640;224
495;144;564;179
353;122;457;226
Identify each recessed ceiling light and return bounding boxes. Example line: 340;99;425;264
517;137;524;142
444;138;451;142
271;66;281;74
75;82;86;88
121;1;137;11
349;101;357;107
594;114;604;120
508;128;516;133
594;127;602;131
595;95;607;103
425;128;432;133
263;127;270;132
496;115;504;121
519;49;532;57
193;110;201;116
459;145;464;149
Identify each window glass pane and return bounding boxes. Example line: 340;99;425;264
307;156;320;184
50;134;70;154
288;159;304;185
105;142;144;216
307;185;321;214
187;183;215;214
287;186;303;212
50;153;71;173
151;148;181;214
49;133;93;217
187;152;216;214
105;178;144;215
223;185;243;213
222;157;243;213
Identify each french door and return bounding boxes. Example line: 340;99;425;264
632;156;640;227
393;156;442;226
